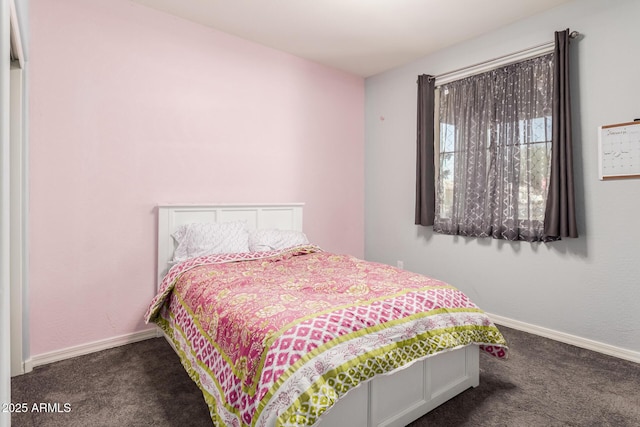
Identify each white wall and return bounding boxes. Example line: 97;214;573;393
365;0;640;356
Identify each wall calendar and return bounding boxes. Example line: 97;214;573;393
598;121;640;180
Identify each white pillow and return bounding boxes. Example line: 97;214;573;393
248;229;309;252
172;221;249;262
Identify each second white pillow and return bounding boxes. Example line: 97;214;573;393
248;229;309;252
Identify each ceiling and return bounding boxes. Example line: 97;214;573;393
131;0;572;77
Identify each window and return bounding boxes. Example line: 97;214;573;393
433;54;554;241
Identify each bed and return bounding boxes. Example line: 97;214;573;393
145;203;507;427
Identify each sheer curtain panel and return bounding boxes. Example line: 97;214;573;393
433;54;555;241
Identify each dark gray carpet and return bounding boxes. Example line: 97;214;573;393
11;326;640;426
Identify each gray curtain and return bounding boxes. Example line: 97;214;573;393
415;74;435;225
433;55;554;241
543;29;578;240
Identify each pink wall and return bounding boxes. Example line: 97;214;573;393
29;0;364;356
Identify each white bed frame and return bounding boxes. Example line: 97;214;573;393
157;203;479;427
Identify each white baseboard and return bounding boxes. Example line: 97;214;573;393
23;328;159;373
487;313;640;364
20;315;639;374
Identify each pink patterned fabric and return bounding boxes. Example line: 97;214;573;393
145;247;295;321
145;245;508;426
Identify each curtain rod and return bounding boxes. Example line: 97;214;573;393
431;30;580;85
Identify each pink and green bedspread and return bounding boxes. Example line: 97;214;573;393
145;245;507;427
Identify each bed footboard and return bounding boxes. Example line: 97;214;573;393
317;345;479;427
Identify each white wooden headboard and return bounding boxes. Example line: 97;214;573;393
157;203;304;288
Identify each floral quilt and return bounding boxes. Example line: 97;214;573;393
145;245;508;427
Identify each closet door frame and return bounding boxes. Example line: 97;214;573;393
1;0;14;424
10;62;25;377
2;2;26;426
